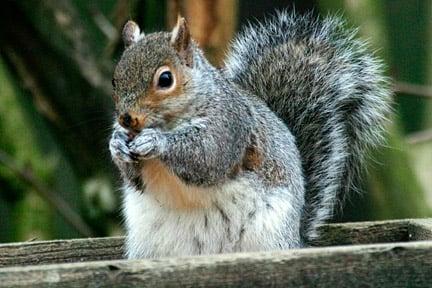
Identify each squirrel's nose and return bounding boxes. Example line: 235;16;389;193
119;113;132;128
118;112;146;131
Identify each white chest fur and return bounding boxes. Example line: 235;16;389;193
122;167;301;259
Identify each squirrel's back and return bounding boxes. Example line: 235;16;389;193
224;11;391;241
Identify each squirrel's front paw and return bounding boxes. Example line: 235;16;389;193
128;129;167;160
109;129;137;163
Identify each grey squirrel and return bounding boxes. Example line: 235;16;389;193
109;11;391;259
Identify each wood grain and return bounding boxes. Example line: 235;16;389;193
0;237;123;268
0;241;431;287
315;219;412;246
0;219;431;287
1;219;431;268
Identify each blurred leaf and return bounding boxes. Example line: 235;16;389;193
0;56;86;240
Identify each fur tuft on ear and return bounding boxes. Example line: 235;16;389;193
170;16;193;67
122;21;143;47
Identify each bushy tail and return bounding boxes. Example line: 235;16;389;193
224;11;391;241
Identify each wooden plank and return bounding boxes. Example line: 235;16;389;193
0;237;123;268
0;219;431;268
316;218;432;246
408;218;432;240
315;219;410;246
0;241;431;287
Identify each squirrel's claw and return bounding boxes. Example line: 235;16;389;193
128;129;167;160
109;130;137;163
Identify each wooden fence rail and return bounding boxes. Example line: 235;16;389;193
0;218;431;287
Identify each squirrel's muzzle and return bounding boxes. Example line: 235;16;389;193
118;112;145;132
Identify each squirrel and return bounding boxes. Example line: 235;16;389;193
109;11;391;259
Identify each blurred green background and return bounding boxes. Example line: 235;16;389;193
0;0;431;243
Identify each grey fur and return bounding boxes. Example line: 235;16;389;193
224;11;391;240
109;11;390;257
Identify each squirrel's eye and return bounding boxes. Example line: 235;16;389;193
158;71;173;88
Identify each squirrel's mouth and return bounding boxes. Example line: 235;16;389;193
118;111;169;134
118;112;146;132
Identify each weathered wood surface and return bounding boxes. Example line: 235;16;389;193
315;218;432;245
0;240;431;287
0;237;123;268
0;219;431;287
408;218;432;240
0;219;431;268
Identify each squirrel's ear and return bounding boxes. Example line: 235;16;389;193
122;20;143;47
170;16;193;67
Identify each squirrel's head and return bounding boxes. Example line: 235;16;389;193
112;17;209;133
